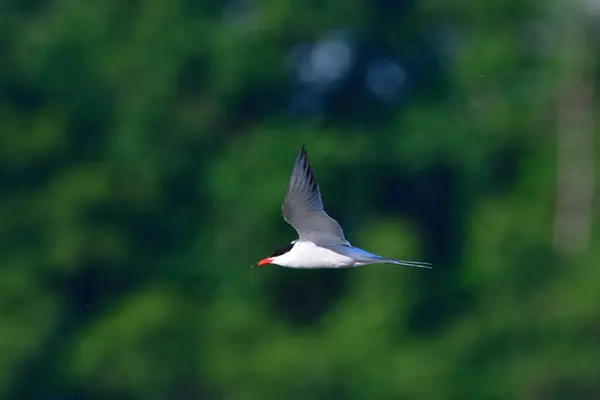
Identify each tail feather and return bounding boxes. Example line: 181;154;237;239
383;258;432;269
346;246;432;269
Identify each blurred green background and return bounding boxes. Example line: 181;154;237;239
2;0;600;398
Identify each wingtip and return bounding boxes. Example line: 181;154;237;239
296;145;309;167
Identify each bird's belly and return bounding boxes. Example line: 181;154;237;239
284;243;355;268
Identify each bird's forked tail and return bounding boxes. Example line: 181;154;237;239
381;258;432;269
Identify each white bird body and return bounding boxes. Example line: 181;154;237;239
271;241;357;268
270;240;429;268
253;146;431;270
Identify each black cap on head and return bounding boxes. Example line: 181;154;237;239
254;243;295;267
268;243;294;258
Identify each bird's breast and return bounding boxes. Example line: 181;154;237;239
278;241;355;268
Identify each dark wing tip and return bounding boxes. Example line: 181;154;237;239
285;144;321;208
299;146;318;191
299;145;308;161
294;145;311;176
295;145;306;162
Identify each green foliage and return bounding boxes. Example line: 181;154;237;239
2;0;599;398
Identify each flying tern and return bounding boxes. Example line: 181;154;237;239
253;146;432;269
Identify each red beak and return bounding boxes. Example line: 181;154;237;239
255;258;272;267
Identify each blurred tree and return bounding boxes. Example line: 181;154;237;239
1;0;599;398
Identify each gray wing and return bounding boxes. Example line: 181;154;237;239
282;146;350;246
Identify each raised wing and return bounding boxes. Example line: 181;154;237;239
282;146;350;246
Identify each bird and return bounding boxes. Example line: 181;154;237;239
253;146;432;269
